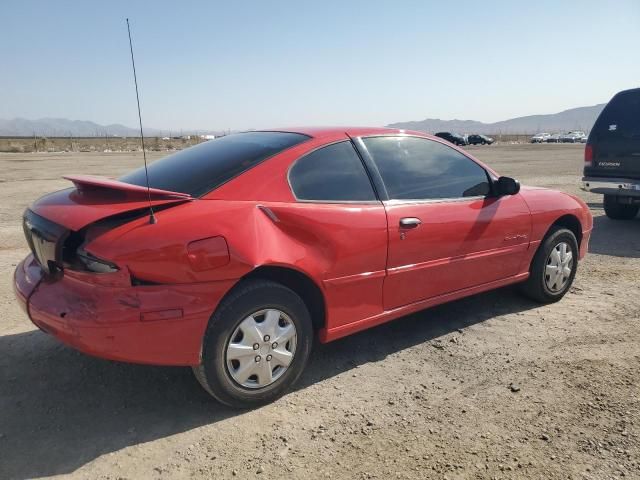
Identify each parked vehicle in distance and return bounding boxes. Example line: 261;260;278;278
582;87;640;220
14;127;593;407
559;132;573;143
561;131;587;143
546;133;562;143
467;134;494;145
531;133;551;143
435;131;468;146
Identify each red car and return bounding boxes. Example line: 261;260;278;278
14;127;592;407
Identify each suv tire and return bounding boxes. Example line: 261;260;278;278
603;195;639;220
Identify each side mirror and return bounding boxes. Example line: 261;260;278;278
495;176;520;196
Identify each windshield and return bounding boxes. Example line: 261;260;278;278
120;131;309;197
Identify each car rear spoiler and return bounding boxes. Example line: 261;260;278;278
63;175;192;199
28;175;193;232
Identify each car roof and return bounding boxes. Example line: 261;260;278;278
615;87;640;96
258;126;430;139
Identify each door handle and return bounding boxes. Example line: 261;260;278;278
399;217;422;228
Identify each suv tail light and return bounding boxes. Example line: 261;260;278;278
584;143;594;167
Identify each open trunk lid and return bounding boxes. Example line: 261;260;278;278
24;175;192;273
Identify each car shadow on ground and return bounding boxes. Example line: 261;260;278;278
0;286;539;480
588;213;640;258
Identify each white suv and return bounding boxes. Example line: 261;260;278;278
531;133;551;143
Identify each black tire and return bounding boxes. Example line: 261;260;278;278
193;279;313;408
603;195;639;220
520;226;578;303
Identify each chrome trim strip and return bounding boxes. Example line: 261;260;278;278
323;269;386;286
291;199;383;205
386;243;528;275
383;196;486;206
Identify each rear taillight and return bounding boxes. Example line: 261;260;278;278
584;143;594;167
75;248;119;273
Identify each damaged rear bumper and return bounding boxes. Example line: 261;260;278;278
13;254;234;366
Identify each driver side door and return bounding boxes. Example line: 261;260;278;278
359;135;531;310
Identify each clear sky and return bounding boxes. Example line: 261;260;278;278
2;0;639;131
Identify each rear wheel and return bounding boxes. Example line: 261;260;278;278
193;279;313;408
521;226;578;303
603;195;639;220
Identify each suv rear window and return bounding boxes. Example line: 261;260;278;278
591;89;640;140
120;131;309;197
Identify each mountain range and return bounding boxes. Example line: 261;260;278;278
0;104;606;137
0;118;202;137
386;104;606;134
0;118;160;137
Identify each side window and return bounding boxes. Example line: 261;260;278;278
362;136;491;200
289;141;377;202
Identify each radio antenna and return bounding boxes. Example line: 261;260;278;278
126;18;156;224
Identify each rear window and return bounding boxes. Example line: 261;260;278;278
120;131;309;197
591;89;640;140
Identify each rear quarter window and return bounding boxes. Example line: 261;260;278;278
289;141;377;202
120;131;309;197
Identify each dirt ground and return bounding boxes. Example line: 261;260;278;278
0;144;638;480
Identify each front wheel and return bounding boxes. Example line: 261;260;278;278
603;195;639;220
193;279;313;408
521;226;578;303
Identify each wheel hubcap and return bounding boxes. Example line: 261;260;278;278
544;241;573;292
225;309;297;389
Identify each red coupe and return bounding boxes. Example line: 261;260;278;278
14;127;592;407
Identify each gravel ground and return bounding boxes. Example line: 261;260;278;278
0;144;638;480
